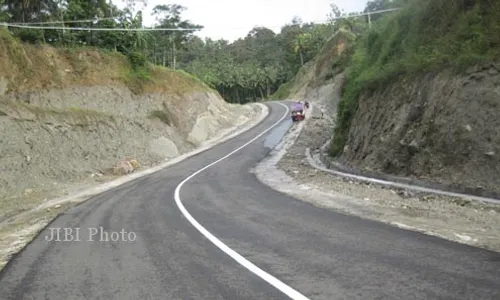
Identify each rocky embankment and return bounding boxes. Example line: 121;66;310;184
258;26;500;252
256;72;500;253
0;29;261;268
0;89;257;222
338;64;500;198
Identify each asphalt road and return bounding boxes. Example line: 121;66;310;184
0;102;499;300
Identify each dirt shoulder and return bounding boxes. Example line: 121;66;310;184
254;81;500;253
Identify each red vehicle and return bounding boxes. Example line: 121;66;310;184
291;102;305;122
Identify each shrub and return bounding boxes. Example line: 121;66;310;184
127;51;147;70
330;0;500;157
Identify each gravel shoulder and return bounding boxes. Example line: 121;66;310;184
254;86;500;253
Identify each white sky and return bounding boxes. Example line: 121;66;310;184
115;0;369;42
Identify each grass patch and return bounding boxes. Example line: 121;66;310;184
0;28;34;90
0;29;30;70
330;0;500;157
175;69;212;90
271;29;356;100
63;48;88;75
128;68;152;87
316;29;357;81
122;66;153;95
0;28;211;96
270;80;294;100
270;60;315;100
120;51;153;94
326;40;356;80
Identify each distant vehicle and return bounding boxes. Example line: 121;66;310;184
290;102;305;122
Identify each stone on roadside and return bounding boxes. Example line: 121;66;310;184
129;159;141;170
113;161;134;175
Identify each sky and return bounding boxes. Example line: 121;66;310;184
115;0;370;42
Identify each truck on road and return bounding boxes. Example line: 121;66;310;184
291;102;305;122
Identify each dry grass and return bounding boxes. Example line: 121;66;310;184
0;28;226;272
0;28;208;96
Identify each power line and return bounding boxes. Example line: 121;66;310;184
1;23;201;31
8;17;119;25
327;8;402;21
0;7;401;33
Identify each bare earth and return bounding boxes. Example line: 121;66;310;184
254;96;500;253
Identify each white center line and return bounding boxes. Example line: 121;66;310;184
174;102;311;300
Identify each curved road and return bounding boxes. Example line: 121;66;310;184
0;102;499;300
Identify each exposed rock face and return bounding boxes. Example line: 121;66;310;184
0;30;257;220
339;64;500;194
0;87;256;213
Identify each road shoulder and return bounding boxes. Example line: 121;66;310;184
253;99;500;253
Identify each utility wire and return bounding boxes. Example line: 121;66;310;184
0;7;401;32
326;8;402;21
8;16;119;25
1;23;201;31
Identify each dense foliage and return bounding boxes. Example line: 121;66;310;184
0;0;351;103
330;0;500;157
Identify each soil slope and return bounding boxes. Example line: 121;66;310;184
331;0;500;197
339;66;500;196
0;29;258;223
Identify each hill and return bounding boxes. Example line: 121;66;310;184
0;28;259;226
273;0;500;197
332;0;500;196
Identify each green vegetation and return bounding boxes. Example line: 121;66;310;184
0;28;31;72
179;23;336;103
0;0;342;104
270;80;295;101
7;0;496;157
270;60;315;100
329;0;500;157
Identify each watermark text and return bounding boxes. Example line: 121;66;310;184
45;227;136;242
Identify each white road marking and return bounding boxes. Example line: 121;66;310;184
174;102;311;300
305;148;500;205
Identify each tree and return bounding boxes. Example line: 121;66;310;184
363;0;401;22
0;1;336;104
327;2;343;23
294;32;312;66
150;4;202;68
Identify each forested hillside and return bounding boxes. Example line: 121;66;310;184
0;0;270;241
0;0;364;103
318;0;500;196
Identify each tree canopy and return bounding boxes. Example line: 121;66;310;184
0;0;377;103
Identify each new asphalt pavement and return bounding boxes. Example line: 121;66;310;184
0;102;499;300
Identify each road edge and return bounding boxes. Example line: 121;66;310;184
0;102;269;271
174;102;311;300
307;149;500;205
31;103;269;212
